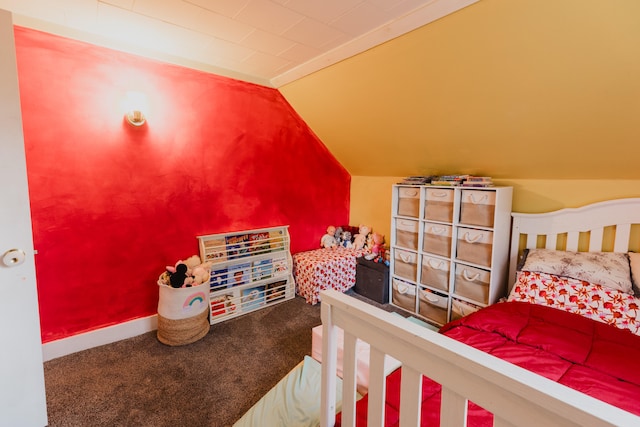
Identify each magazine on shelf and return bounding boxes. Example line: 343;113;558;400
203;237;227;262
228;262;251;287
241;286;265;311
226;234;250;260
252;258;272;281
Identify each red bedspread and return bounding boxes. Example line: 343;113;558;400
337;301;640;426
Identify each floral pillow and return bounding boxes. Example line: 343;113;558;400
520;249;633;295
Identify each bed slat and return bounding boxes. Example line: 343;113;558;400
367;348;386;427
614;223;631;253
588;228;604;252
566;231;579;251
440;387;467;427
399;365;422;427
545;234;557;250
341;331;358;427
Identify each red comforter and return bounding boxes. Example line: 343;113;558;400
337;301;640;426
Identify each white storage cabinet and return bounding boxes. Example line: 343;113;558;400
390;185;513;326
198;225;295;325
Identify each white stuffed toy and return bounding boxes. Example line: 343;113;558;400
352;224;371;250
320;225;338;248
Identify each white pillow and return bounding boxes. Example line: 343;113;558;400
521;249;633;295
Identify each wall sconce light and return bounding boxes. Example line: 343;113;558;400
124;91;148;126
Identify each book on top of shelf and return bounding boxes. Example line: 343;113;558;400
252;258;272;282
204;237;227;262
228;262;251;287
265;280;287;302
249;232;271;255
241;286;265;311
226;234;250;260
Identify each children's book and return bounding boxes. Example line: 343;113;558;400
249;232;271;255
269;229;286;252
252;258;272;281
265;280;287;302
204;237;227;262
241;286;265;311
209;267;228;292
226;234;250;260
210;292;237;318
272;254;288;276
228;262;251;287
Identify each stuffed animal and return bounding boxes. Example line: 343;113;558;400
341;231;353;248
334;227;344;246
320;225;338;248
370;233;385;256
353;224;371;250
162;256;212;288
169;263;188;288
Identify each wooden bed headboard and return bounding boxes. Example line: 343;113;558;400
508;197;640;290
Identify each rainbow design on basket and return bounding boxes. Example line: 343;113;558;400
183;291;207;312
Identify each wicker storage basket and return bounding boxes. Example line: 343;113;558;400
157;281;210;346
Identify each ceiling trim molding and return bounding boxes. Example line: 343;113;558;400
271;0;480;88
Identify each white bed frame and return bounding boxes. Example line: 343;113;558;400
320;198;640;427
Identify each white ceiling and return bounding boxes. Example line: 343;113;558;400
0;0;476;87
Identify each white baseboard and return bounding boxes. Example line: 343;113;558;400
42;314;158;362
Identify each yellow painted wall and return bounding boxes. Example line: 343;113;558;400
351;177;640;244
281;0;640;180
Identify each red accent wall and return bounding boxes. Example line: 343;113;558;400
14;27;350;343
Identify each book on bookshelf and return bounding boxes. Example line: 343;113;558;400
226;234;250;260
211;292;237;317
272;255;288;276
241;286;265;311
252;258;272;281
249;232;271;255
265;280;287;302
269;229;286;251
228;262;251;287
204;237;227;262
209;267;229;291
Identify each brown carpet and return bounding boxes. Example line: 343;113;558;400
43;291;402;427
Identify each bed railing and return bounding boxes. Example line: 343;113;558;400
319;289;638;427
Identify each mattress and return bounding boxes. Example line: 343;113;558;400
233;356;344;427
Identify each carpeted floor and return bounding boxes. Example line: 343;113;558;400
43;291;404;427
44;296;321;427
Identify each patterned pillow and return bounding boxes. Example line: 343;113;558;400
520;249;633;295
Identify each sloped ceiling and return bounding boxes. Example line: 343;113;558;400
0;0;477;87
280;0;640;180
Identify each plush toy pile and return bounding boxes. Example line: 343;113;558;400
159;255;213;288
320;224;389;266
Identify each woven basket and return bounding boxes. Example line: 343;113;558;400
157;309;210;346
157;281;210;346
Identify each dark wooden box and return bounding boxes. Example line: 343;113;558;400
355;257;390;304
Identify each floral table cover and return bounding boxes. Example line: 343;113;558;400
293;247;365;305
